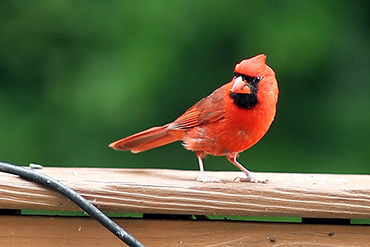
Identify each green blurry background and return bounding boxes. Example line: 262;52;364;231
0;1;369;174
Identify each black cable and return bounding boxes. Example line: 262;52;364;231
0;161;145;247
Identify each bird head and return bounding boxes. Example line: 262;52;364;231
231;54;270;94
229;54;278;109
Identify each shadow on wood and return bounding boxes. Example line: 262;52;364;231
0;215;369;247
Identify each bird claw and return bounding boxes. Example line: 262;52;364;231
233;173;269;183
196;174;221;183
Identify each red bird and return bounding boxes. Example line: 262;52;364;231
110;54;279;183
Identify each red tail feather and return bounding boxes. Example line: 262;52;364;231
109;124;178;153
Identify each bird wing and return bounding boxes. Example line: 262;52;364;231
168;86;225;130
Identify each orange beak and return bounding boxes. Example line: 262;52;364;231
231;76;251;94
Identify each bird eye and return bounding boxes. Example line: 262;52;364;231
254;76;262;83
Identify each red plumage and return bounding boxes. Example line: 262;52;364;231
110;54;279;183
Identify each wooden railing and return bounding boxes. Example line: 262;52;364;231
0;168;369;246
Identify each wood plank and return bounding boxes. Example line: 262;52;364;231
0;168;369;218
0;215;368;247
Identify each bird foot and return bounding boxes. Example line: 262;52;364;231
196;174;221;183
233;173;269;183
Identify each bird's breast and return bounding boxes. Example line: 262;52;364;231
183;103;275;156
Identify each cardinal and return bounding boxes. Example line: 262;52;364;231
110;54;279;183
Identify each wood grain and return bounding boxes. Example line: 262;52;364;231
0;168;369;218
0;215;369;247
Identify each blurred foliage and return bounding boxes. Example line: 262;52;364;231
0;0;369;174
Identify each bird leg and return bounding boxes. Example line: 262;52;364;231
227;154;269;183
196;153;221;183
